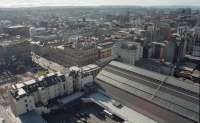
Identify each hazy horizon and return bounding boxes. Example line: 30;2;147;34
0;0;200;8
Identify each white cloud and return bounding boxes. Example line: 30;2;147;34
0;0;199;7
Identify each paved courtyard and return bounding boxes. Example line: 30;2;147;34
43;101;123;123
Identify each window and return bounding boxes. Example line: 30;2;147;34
63;84;66;90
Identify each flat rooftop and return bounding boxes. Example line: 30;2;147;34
96;61;200;123
10;72;66;100
88;93;157;123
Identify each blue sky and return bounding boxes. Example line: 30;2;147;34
0;0;200;7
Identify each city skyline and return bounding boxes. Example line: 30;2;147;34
0;2;200;123
0;0;200;8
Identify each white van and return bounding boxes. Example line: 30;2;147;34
103;109;113;118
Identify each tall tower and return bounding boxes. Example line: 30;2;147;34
126;10;130;24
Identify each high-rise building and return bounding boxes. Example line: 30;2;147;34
151;42;166;60
163;33;186;63
9;73;68;116
112;41;143;65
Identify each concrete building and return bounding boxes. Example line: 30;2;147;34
33;41;98;67
68;64;100;91
190;31;200;57
97;42;114;60
31;52;66;73
159;22;172;40
151;42;166;60
112;41;143;65
9;72;69;116
163;34;186;63
176;26;200;58
96;61;199;123
177;26;190;37
32;52;100;90
9;62;100;116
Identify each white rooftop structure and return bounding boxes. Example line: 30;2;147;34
24;80;36;86
18;88;26;96
89;93;157;123
15;83;25;89
70;66;81;72
70;64;100;73
47;73;55;77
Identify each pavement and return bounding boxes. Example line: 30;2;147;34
43;101;121;123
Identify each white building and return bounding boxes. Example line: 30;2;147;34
9;72;69;116
9;64;100;116
68;64;100;91
112;42;143;65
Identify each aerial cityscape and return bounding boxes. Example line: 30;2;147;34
0;1;200;123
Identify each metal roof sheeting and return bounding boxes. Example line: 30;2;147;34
96;61;200;122
97;71;199;112
109;61;199;94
